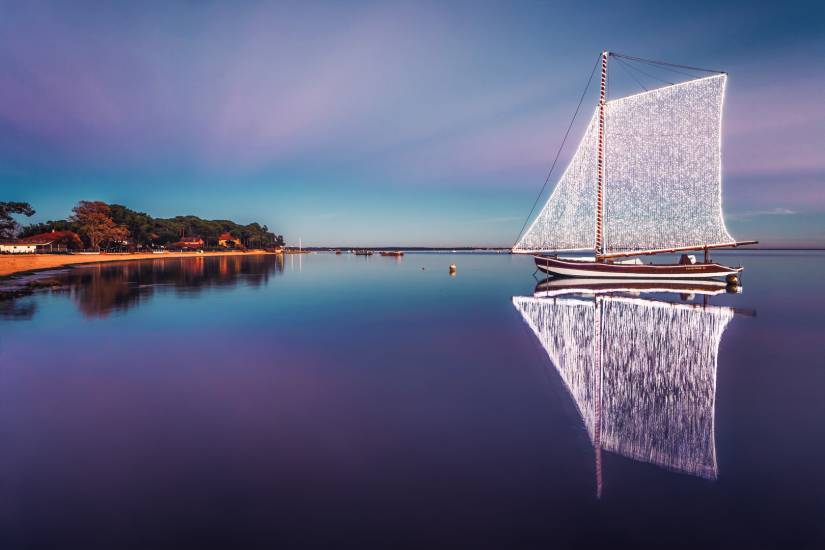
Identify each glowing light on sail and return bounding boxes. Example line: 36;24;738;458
514;74;734;254
512;295;734;479
515;114;599;252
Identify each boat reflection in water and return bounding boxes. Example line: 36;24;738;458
513;278;751;497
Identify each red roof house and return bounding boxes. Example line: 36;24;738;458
218;232;242;247
175;236;205;249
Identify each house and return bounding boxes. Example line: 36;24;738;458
0;241;38;254
218;232;242;247
20;230;83;252
176;236;205;249
0;229;74;253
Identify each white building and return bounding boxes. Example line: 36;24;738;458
0;236;59;254
0;242;38;254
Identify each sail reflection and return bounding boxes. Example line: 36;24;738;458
513;279;744;495
61;254;284;318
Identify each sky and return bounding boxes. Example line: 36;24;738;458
1;0;823;247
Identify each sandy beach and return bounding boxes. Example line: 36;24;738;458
0;250;277;278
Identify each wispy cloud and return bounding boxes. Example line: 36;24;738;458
728;208;797;220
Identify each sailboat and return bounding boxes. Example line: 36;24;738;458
512;282;751;496
513;52;756;281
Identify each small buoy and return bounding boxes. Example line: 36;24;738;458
726;274;739;285
449;264;457;276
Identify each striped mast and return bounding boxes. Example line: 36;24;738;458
593;296;604;498
595;50;608;261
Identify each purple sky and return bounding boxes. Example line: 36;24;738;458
1;0;823;246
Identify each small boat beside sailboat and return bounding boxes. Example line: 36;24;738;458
513;52;756;281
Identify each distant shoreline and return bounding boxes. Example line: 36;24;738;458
290;247;825;252
0;249;276;278
288;246;514;252
3;246;821;279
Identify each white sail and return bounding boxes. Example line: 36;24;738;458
604;74;733;252
512;294;734;479
514;113;599;252
514;74;734;254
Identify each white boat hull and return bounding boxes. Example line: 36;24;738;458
534;256;742;280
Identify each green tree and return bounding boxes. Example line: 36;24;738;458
15;200;283;249
0;202;35;239
109;204;154;248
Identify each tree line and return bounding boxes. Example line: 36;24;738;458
2;200;284;250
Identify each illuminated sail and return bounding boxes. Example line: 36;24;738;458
512;294;734;479
514;74;734;254
515;114;599;252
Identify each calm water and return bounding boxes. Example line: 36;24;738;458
1;252;823;548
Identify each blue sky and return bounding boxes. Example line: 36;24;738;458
1;0;823;246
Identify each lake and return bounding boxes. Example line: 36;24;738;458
1;251;823;548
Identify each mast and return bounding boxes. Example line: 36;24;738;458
516;56;757;257
595;50;608;260
593;296;604;498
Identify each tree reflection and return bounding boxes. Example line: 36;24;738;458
0;298;37;320
61;254;284;318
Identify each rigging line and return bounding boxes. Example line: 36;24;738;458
610;52;726;75
622;56;703;80
513;54;600;247
618;57;674;86
614;57;648;91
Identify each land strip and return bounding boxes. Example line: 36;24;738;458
0;250;276;278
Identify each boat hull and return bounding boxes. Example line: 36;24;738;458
533;277;730;297
534;256;742;280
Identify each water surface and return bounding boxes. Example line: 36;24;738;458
1;252;823;548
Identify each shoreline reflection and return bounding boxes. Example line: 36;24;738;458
59;254;284;318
